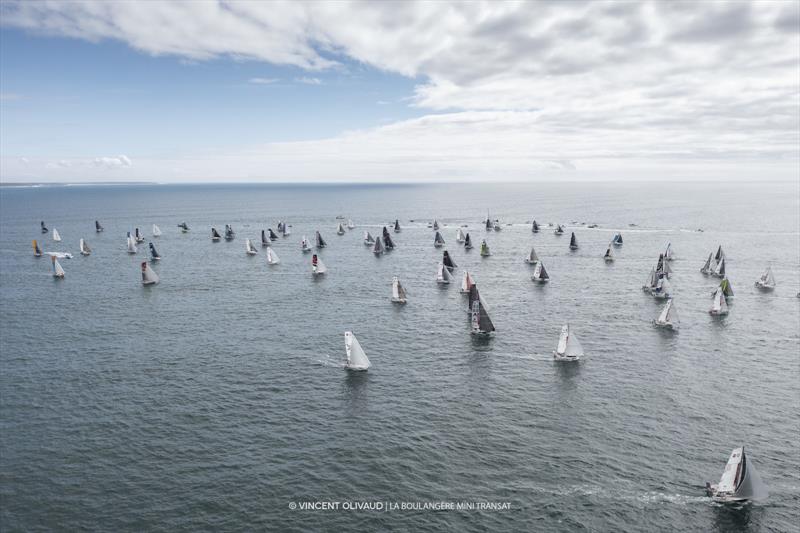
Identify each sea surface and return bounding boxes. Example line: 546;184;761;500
1;181;798;532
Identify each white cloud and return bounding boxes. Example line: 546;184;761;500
0;0;797;181
93;155;132;168
248;77;280;84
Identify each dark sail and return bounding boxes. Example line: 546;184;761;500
656;253;664;273
443;250;456;270
478;301;495;332
41;221;48;233
468;284;481;312
212;227;221;239
316;231;326;247
225;225;235;240
135;228;142;240
383;228;395;249
149;242;160;259
464;233;472;248
178;222;189;230
540;264;550;280
262;230;269;245
570;232;577;248
394;219;400;232
95;220;103;232
532;220;539;232
269;229;278;240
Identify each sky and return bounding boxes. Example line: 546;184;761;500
0;0;798;183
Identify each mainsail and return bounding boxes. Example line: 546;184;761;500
382;227;395;249
363;231;374;245
710;447;769;502
52;228;61;242
432;219;440;231
135;228;143;242
436;263;452;284
612;233;623;246
456;228;465;243
268;228;278;240
654;299;679;329
554;224;564;235
755;266;776;289
554;324;583;360
316;231;326;248
344;331;371;371
152;224;162;237
178;222;189;232
347;219;355;230
282;222;291;236
391;276;407;303
224;225;235;240
664;242;674;261
464;233;472;249
337;222;345;235
141;261;159;285
41;221;48;234
532;261;550;282
149;242;160;260
80;238;91;256
127;233;138;254
311;254;327;275
95;220;103;232
443;250;457;271
480;240;490;256
525;247;540;264
266;246;280;264
301;235;311;252
604;246;614;262
470;296;495;335
713;257;726;278
211;227;221;241
393;219;400;232
700;252;714;274
434;231;445;247
32;239;42;257
651;276;671;299
246;238;258;255
569;232;579;249
460;271;474;293
710;287;729;315
373;236;385;255
52;256;65;278
532;220;539;233
719;278;734;298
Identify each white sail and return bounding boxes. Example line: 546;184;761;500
700;252;713;274
52;256;65;277
456;228;466;243
532;261;549;282
710;287;728;315
79;238;91;256
525;247;539;264
347;219;355;229
52;228;61;242
266;246;280;264
713;257;726;278
710;447;769;502
127;235;138;254
436;263;452;284
664;242;674;261
245;238;258;255
391;276;407;303
460;271;474;293
312;256;327;275
652;276;671;299
344;331;371;370
363;231;374;245
301;235;311;252
152;224;162;237
141;261;159;285
337;222;345;235
755;265;776;289
432;219;440;231
654;299;679;329
554;324;582;360
373;236;384;254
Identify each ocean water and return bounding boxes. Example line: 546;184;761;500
0;181;798;532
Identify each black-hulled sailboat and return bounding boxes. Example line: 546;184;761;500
382;227;395;250
443;250;457;271
464;233;473;249
315;231;326;248
95;220;104;233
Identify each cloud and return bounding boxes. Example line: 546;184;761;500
93;155;132;168
294;76;322;85
248;77;280;84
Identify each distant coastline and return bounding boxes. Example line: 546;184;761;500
0;181;157;187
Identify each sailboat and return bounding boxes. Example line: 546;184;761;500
211;227;221;241
363;231;375;246
706;447;768;502
391;276;407;304
268;228;279;241
434;231;445;248
300;235;312;253
245;238;258;255
531;261;550;283
344;331;371;371
493;220;501;231
32;239;43;257
603;246;614;262
151;224;161;237
126;233;138;254
261;230;269;247
456;228;466;243
754;265;776;290
464;233;473;249
277;221;284;234
664;242;674;261
79;238;91;256
612;233;623;246
178;222;189;233
656;253;672;278
470;291;495;336
393;219;401;233
52;228;62;242
41;221;48;234
51;256;65;278
712;257;726;278
460;271;475;294
700;252;715;275
442;250;457;271
266;246;280;265
373;236;385;255
224;225;235;241
569;232;579;250
653;299;679;330
141;261;159;285
149;242;161;261
485;213;493;231
311;254;327;276
436;263;452;284
347;219;355;230
709;286;729;316
134;228;144;243
642;267;657;292
719;277;734;298
337;222;346;235
479;240;490;257
281;222;291;237
95;220;104;232
382;227;395;250
432;219;440;231
524;247;540;264
554;224;565;235
315;231;326;248
532;220;540;233
553;324;583;361
715;245;725;263
651;276;671;299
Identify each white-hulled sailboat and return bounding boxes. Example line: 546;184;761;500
52;228;62;242
612;233;623;246
315;231;326;248
434;231;445;248
363;231;374;246
127;233;138;254
436;263;452;284
470;290;495;336
442;250;457;271
134;228;144;243
553;324;583;361
525;247;540;264
718;278;734;299
79;238;91;256
211;227;221;241
664;242;674;261
700;252;715;275
347;219;355;230
224;224;235;241
393;219;401;233
603;246;614;262
569;232;579;250
651;276;671;299
653;299;679;330
149;242;161;261
642;267;657;292
344;331;371;371
245;238;258;255
282;222;291;237
460;271;475;294
301;235;312;253
152;224;162;237
479;240;490;257
532;220;540;233
493;220;501;231
754;265;776;290
51;256;65;278
706;447;768;502
32;239;42;257
337;222;345;235
709;286;729;316
712;257;726;278
261;230;269;247
266;246;280;265
432;219;440;231
268;228;279;241
464;233;473;249
456;228;466;243
373;236;384;255
311;254;326;276
554;224;565;235
391;276;407;304
141;261;159;285
531;261;550;283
